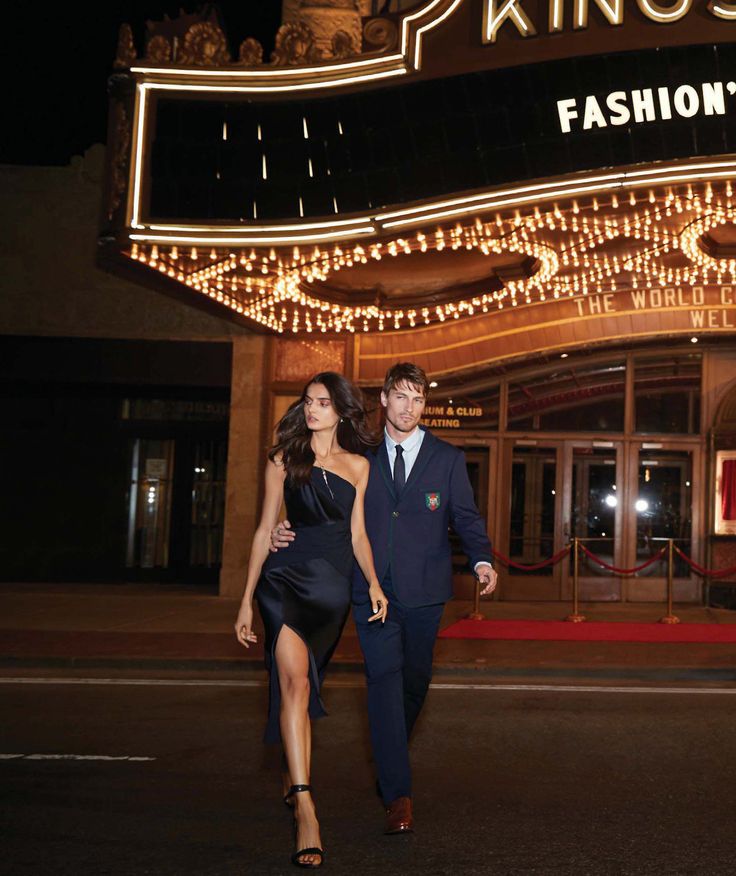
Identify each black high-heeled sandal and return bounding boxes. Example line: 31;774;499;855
285;784;324;869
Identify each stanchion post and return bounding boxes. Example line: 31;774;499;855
566;538;585;623
466;572;484;621
659;538;680;624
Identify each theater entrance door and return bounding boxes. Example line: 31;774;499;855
501;440;624;601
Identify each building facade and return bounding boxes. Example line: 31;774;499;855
5;1;736;602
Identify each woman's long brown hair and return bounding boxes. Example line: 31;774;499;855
268;372;378;485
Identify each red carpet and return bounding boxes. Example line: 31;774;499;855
438;619;736;643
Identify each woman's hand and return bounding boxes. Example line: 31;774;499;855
368;583;389;624
234;602;258;648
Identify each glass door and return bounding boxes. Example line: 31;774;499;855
125;438;174;569
566;443;623;601
502;439;698;603
504;443;562;599
190;439;228;567
625;445;698;602
502;441;625;601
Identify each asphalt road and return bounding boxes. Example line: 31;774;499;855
2;674;736;875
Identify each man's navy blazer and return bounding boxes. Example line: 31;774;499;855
353;428;493;607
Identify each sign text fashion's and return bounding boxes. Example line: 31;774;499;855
557;81;736;133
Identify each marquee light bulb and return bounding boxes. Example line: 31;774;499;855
124;177;736;332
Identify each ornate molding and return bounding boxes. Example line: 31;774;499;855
332;29;358;59
178;22;230;66
145;35;172;64
114;23;137;69
127;0;459;87
274;339;347;382
271;21;321;66
236;38;264;67
363;16;399;52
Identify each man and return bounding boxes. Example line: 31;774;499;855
273;362;497;834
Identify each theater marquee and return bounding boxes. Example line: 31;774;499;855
100;1;736;353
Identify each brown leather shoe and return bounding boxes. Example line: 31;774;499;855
384;796;414;834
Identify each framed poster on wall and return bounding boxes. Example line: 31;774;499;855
715;451;736;535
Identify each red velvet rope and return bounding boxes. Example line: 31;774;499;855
490;543;736;579
578;543;666;575
491;546;570;571
673;545;736;579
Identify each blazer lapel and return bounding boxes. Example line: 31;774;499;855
402;429;437;495
375;441;397;501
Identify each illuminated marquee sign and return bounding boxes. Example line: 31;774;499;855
557;80;736;132
422;403;485;429
483;0;736;44
573;285;736;327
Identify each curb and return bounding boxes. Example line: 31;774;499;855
2;655;735;682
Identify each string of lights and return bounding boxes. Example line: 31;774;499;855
126;178;736;334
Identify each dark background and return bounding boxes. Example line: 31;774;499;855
0;338;233;584
0;4;281;586
4;2;282;166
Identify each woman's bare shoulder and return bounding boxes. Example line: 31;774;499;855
343;452;369;476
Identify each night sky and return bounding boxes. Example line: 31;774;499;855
5;3;283;166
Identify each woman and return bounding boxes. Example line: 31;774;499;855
234;372;388;869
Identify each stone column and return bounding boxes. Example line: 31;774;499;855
219;333;270;597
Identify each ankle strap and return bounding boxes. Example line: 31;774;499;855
286;784;313;797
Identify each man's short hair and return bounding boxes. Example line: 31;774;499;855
382;362;430;397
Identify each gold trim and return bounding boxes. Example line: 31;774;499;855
358;302;736;361
359;326;735;379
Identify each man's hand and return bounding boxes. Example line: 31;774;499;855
270;519;296;552
477;563;498;596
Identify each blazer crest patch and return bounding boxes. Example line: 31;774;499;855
425;491;441;511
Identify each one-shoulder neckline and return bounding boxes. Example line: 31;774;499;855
312;466;357;492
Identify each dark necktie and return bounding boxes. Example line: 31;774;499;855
394;445;406;494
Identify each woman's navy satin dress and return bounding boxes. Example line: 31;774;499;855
256;467;355;743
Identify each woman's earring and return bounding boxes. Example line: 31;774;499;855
340;418;344;423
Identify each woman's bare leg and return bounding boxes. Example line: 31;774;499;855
282;714;311;798
276;625;322;866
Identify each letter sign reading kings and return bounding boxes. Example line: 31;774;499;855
483;0;734;45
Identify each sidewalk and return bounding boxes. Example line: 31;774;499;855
1;583;735;680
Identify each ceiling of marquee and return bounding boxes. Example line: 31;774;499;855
306;246;532;305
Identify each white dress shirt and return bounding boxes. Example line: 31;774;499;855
385;425;425;480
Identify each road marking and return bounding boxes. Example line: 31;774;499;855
0;677;262;688
0;677;735;695
430;683;736;695
0;753;155;761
